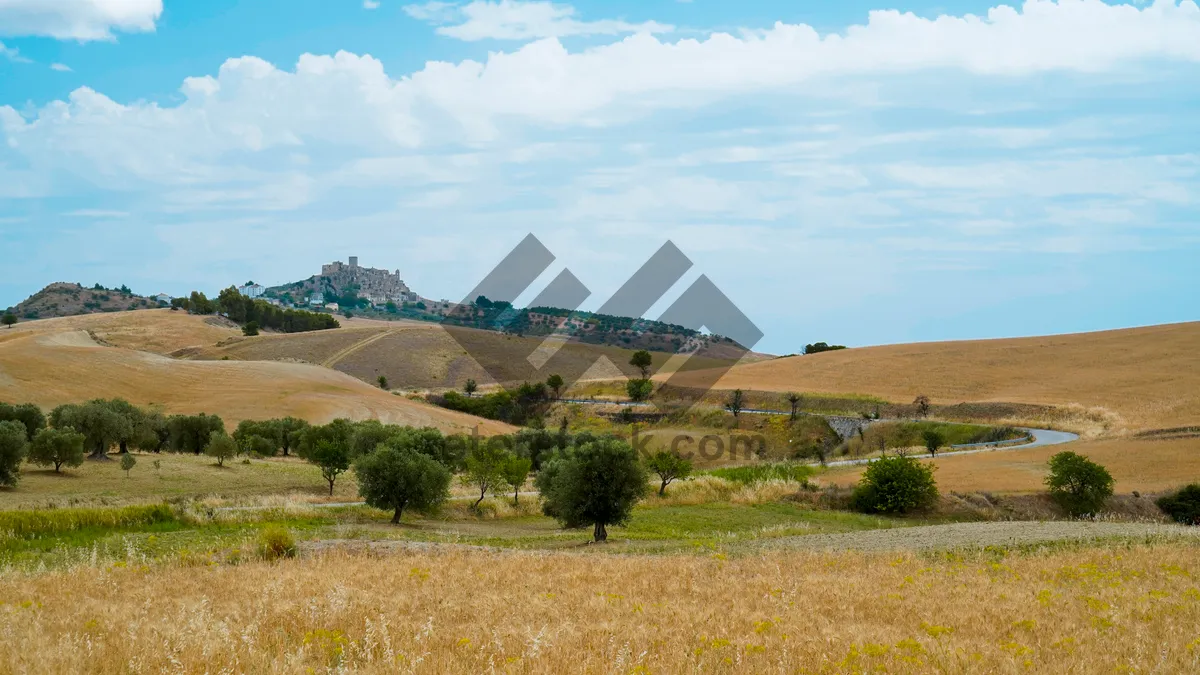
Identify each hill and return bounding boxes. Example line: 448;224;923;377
0;312;511;433
686;322;1200;434
182;318;747;391
5;282;160;321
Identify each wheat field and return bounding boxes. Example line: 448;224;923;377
1;542;1198;673
685;321;1200;433
0;313;511;434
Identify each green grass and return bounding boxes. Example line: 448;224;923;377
701;462;816;485
0;504;174;538
0;453;353;510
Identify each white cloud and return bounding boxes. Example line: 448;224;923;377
405;0;673;41
0;0;162;41
50;62;72;72
0;40;31;62
363;0;381;9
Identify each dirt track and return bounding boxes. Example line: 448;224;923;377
762;521;1200;552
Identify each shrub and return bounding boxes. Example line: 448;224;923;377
626;378;653;403
1156;484;1200;525
704;462;814;485
120;453;137;477
242;321;260;336
851;455;939;514
257;526;297;561
1045;451;1114;517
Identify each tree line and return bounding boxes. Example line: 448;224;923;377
170;288;339;334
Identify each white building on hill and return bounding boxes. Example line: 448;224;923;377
238;282;265;299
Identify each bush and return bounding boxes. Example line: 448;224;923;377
120;453;137;476
257;526;297;561
851;455;938;514
1157;484;1200;525
1045;451;1114;517
626;378;653;402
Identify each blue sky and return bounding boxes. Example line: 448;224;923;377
1;0;1198;355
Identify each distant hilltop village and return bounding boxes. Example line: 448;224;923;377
264;257;421;311
319;256;418;306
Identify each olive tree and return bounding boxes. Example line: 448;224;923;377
535;437;647;542
354;444;451;524
645;450;692;496
501;455;532;505
0;402;46;441
204;432;237;467
27;428;86;472
309;440;351;496
0;420;28;486
50;401;131;460
922;429;945;457
462;441;512;510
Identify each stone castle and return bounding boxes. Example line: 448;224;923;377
320;257;418;305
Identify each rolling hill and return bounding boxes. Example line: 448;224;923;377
5;282;160;321
0;312;511;434
685;322;1200;434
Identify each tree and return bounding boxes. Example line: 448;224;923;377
166;413;225;454
354;444;451;524
205;432;237;467
50;401;132;460
242;321;260;337
309;440;351;496
377;375;389;390
725;389;746;424
98;399;145;454
276;417;309;456
464;379;478;397
626;378;653;403
0;402;46;441
501;455;532;505
1157;484;1200;526
629;350;653;379
546;374;564;400
0;420;29;486
120;453;137;477
913;395;931;419
535;437;647;542
298;419;356;459
645;450;692;496
27;428;85;472
463;442;512;510
1045;451;1114;517
786;393;802;423
922;429;945;457
851;455;939;514
2;312;16;329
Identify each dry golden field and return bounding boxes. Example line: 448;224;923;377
191;320;736;391
2;542;1199;673
0;314;510;434
690;321;1200;433
822;436;1200;495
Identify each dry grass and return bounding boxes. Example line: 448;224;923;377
2;542;1199;673
0;316;512;434
191;320;737;391
821;437;1200;495
679;321;1200;434
0;308;241;355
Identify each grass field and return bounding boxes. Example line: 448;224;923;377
2;540;1198;673
678;321;1200;434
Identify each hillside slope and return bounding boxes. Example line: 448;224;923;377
693;322;1200;433
5;282;159;321
0;316;510;433
185;321;744;391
